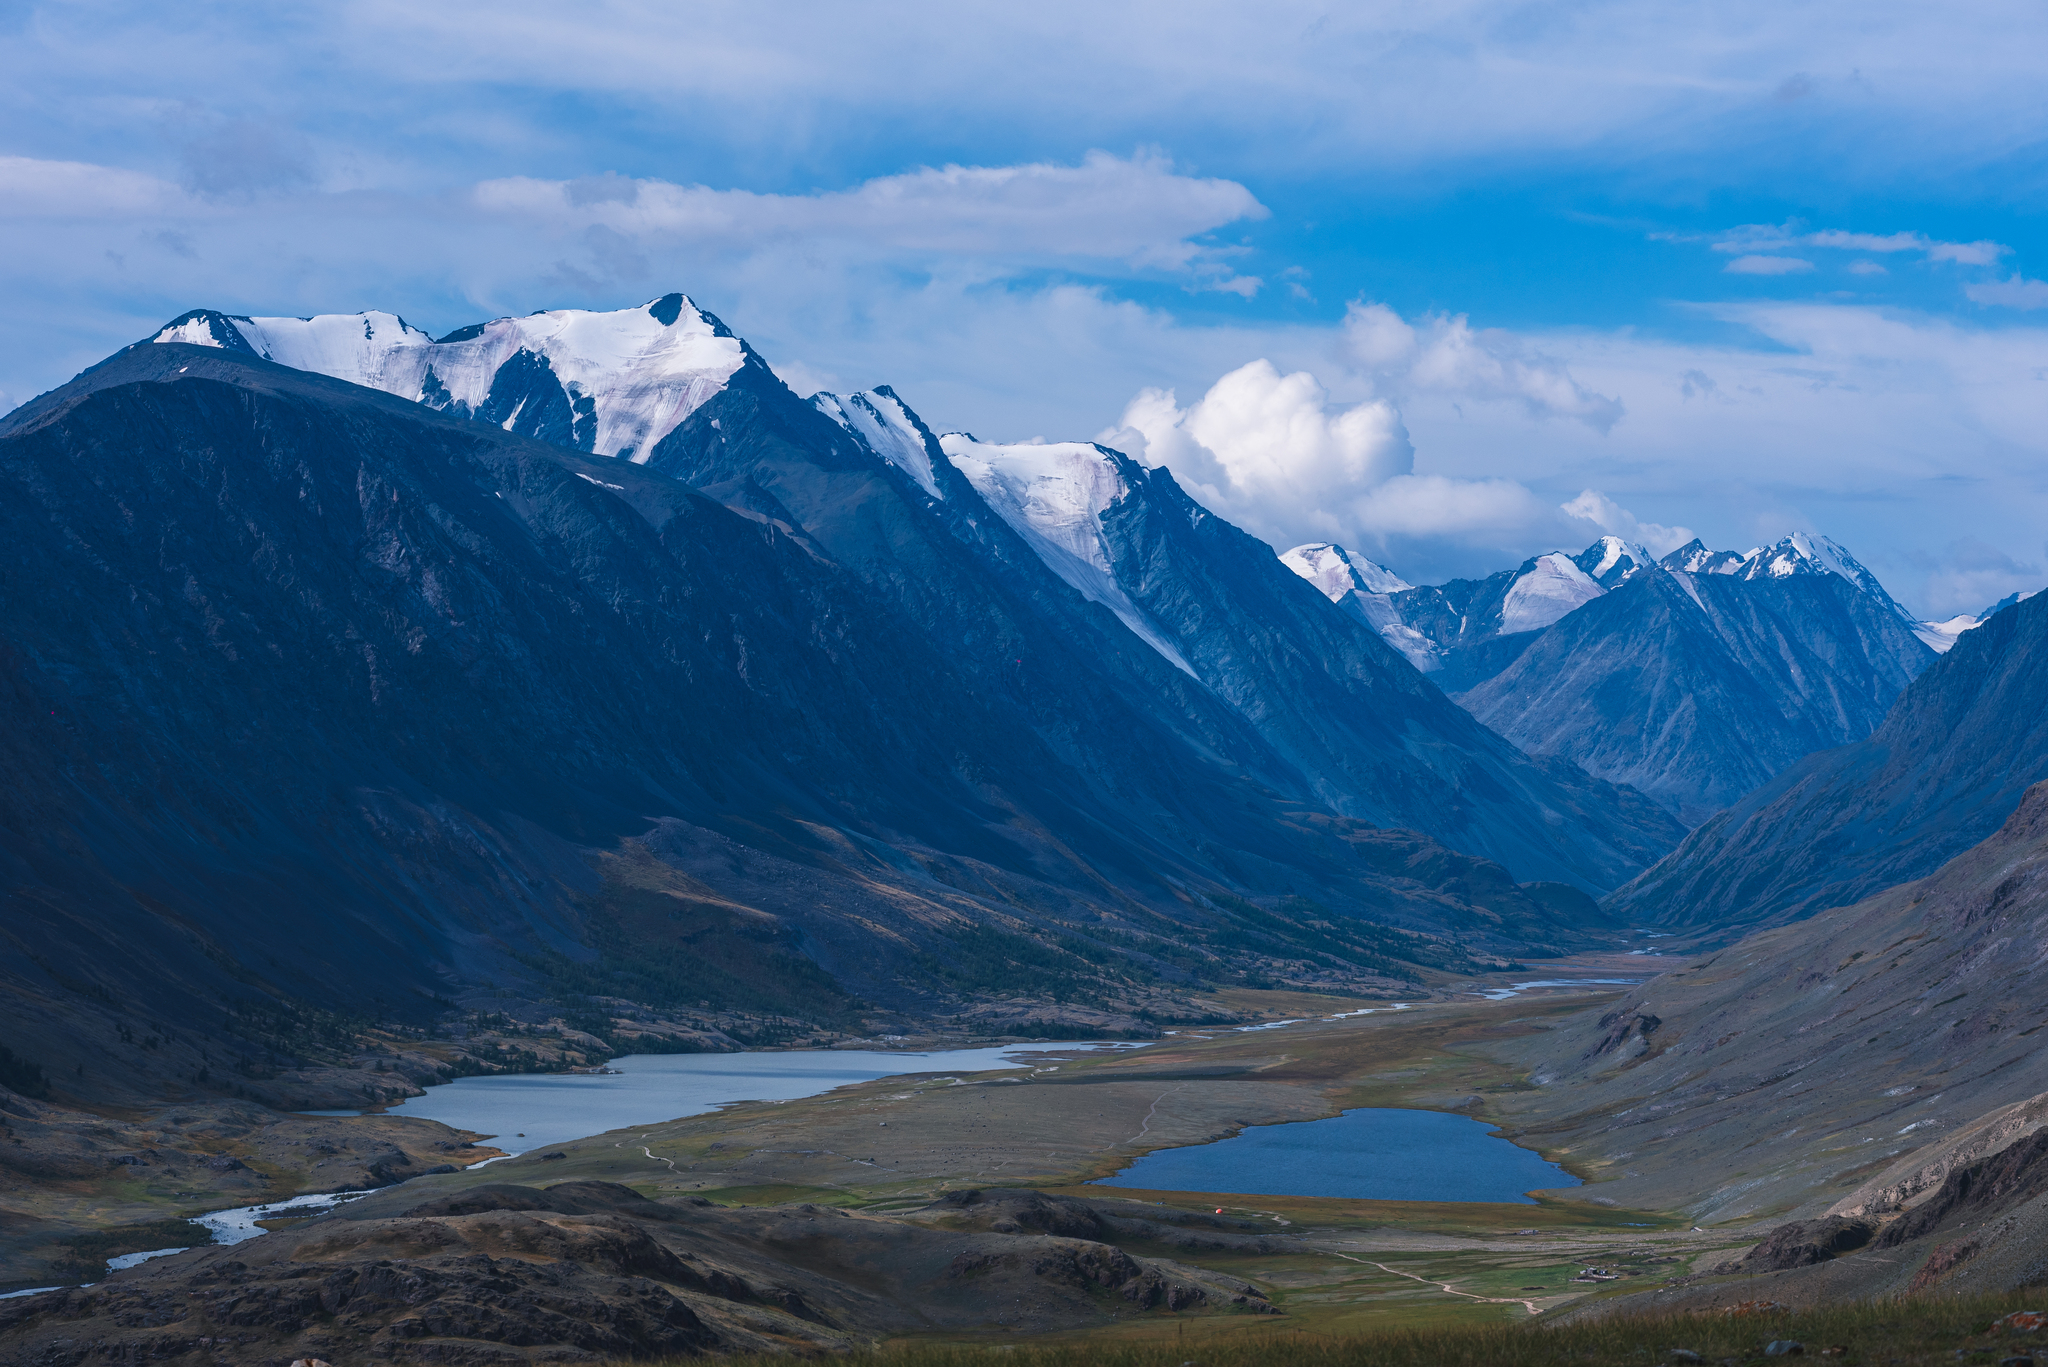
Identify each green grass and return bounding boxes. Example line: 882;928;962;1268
675;1288;2048;1367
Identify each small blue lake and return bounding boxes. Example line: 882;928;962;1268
1091;1107;1579;1204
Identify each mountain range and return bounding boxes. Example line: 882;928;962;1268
137;300;1680;888
0;297;1691;1105
1608;584;2048;934
1283;534;1939;824
10;290;2048;1341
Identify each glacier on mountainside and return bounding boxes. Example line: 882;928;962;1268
1279;543;1438;671
1280;542;1413;598
150;296;745;463
813;388;943;498
1500;554;1605;634
937;434;1197;677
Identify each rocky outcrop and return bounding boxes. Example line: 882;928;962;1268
0;1181;1277;1363
1872;1130;2048;1252
922;1189;1301;1256
1716;1217;1875;1273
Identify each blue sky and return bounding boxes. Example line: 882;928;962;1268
5;0;2048;612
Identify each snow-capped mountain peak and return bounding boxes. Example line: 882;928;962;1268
1730;532;1930;636
1659;538;1747;575
148;294;745;462
1279;543;1413;599
813;387;943;498
1501;553;1605;634
938;434;1195;677
1572;535;1653;588
1744;531;1866;584
1277;543;1435;669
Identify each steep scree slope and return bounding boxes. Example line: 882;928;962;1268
1494;780;2048;1225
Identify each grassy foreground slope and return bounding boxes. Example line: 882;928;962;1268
721;1290;2048;1367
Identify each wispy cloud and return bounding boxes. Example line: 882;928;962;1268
1707;223;2009;268
1724;255;1815;276
1966;276;2048;309
474;152;1265;279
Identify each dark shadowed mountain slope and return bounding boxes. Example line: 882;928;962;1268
1605;588;2048;933
0;342;1646;1104
650;371;1680;891
1457;569;1933;824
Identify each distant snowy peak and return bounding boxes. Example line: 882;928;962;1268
1501;553;1605;634
1659;539;1747;575
1279;543;1413;599
1914;589;2046;654
1658;532;1916;621
1735;532;1899;608
814;387;944;498
938;434;1195;678
1280;543;1435;671
1913;615;1982;654
1572;536;1653;589
148;294;745;462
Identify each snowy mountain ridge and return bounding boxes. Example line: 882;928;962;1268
934;433;1198;677
1278;542;1413;597
813;387;943;499
1282;543;1613;681
1576;535;1655;588
117;297;1699;888
150;295;745;463
1658;533;1980;653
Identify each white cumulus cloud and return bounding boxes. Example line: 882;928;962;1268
1340;302;1624;431
1096;342;1669;578
1099;359;1413;548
